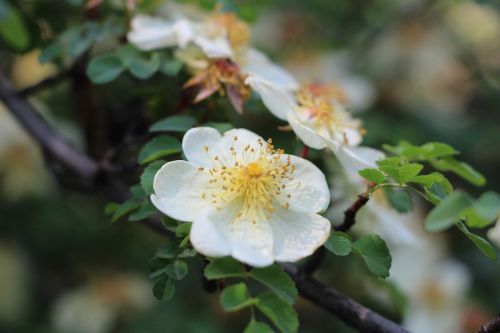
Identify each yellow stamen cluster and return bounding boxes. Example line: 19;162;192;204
199;137;297;222
205;12;251;51
295;84;364;143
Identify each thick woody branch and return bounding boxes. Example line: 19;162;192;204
0;73;407;333
478;314;500;333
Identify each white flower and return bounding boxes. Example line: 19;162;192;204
151;127;331;267
246;76;383;173
487;220;500;247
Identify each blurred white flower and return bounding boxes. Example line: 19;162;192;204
0;244;30;325
52;273;153;333
246;77;383;173
151;127;331;267
487;220;500;247
0;104;51;201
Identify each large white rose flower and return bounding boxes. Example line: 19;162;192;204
246;76;383;173
150;127;331;267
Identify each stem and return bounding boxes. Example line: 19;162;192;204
300;144;309;159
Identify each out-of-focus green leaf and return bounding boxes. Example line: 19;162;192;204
244;320;274;333
129;201;157;221
353;234;392;279
358;168;386;184
153;276;175;301
249;265;297;304
204;122;234;133
156;239;182;259
204;257;246;280
129;52;161;79
430;157;486;186
324;232;352;256
87;54;124;84
166;260;188;280
425;191;474;232
175;223;191;238
140;160;165;195
0;2;30;51
255;292;298;333
456;222;496;260
463;192;500;228
160;58;183;76
138;135;181;164
220;282;255;312
111;198;141;222
150;115;197;133
384;188;412;213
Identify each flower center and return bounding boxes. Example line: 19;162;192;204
201;137;296;222
295;84;364;142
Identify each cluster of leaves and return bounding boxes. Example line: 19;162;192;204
324;233;392;279
204;258;299;333
359;141;497;260
87;44;183;84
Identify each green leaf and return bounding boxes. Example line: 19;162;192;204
156;239;182;259
140;160;165;195
220;282;255;312
384;141;457;160
87;54;124;84
161;216;179;232
384;188;412;213
431;157;485;186
166;260;188;280
204;257;246;280
255;292;299;333
379;162;423;184
175;223;191;238
138;135;181;164
425;191;474;232
160;58;183;76
111;198;141;222
353;234;392;279
150;115;197;133
249;265;297;304
0;2;30;50
39;43;62;64
153;276;175;301
129;201;157;221
358;168;386;184
324;232;352;256
463;192;500;228
244;320;274;333
456;222;496;260
116;44;140;67
129;52;161;79
104;202;119;215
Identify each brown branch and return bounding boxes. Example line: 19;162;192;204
283;264;410;333
335;194;369;232
18;68;72;97
0;72;407;333
478;314;500;333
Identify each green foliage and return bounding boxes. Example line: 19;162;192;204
249;265;298;304
152;275;176;301
138;135;182;164
204;257;247;279
244;320;274;333
383;187;413;213
456;222;496;260
255;292;299;333
358;168;386;184
425;191;474;232
128;201;157;221
150;115;197;133
87;54;125;84
353;234;392;279
462;192;500;228
220;282;255;312
0;2;30;51
140;160;165;195
324;232;352;256
166;260;189;280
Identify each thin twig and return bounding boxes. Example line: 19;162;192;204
282;263;410;333
335;194;369;232
478;314;500;333
19;68;72;97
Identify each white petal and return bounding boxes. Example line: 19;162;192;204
182;127;222;167
343;127;363;146
213;128;265;165
487;221;500;247
246;76;296;120
151;160;209;222
243;48;299;90
287;113;327;149
278;154;330;213
269;207;331;262
193;36;233;59
191;203;274;267
336;146;385;178
127;15;180;51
